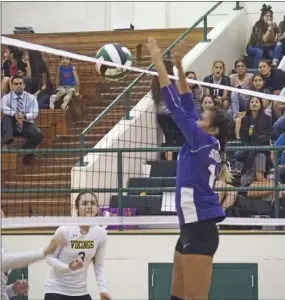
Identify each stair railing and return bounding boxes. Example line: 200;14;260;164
79;1;244;166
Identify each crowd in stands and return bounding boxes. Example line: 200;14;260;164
1;46;80;164
153;5;285;216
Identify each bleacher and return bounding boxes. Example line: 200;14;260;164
1;28;207;217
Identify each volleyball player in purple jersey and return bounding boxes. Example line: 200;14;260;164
147;38;232;300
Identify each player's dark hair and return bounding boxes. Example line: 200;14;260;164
151;59;175;105
209;106;232;183
75;192;99;216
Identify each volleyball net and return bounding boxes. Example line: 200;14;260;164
1;35;285;230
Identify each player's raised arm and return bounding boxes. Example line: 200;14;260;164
147;37;211;151
173;41;198;119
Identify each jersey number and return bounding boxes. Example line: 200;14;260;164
78;251;86;262
208;164;217;189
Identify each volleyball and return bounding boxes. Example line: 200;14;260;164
95;43;133;80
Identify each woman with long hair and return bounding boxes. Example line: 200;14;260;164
147;37;232;300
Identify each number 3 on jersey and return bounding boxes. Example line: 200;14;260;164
78;251;85;262
208;164;217;189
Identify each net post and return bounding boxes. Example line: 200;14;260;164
233;1;243;10
202;17;210;42
273;149;280;218
117;150;124;231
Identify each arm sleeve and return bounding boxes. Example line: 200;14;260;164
179;92;199;121
93;232;108;293
2;247;45;271
1;95;16;116
45;227;71;273
25;95;39;121
5;284;17;298
162;84;215;151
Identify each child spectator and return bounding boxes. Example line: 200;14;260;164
246;4;278;68
49;57;80;110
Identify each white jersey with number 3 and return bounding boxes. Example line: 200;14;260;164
44;225;108;296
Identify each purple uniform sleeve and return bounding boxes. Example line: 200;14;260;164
162;84;216;152
179;92;199;121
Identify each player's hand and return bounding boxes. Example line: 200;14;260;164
12;280;29;296
173;40;185;67
68;260;83;271
100;292;112;300
147;37;162;64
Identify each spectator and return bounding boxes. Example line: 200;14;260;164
258;59;285;94
1;75;43;165
241;135;274;200
151;59;183;161
1;46;32;95
200;95;215;112
272;15;285;67
236;96;272;143
49;57;80;110
258;59;285;119
246;4;278;68
27;50;54;109
203;60;231;111
230;59;254;117
185;71;202;114
249;73;272;117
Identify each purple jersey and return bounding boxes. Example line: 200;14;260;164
162;84;226;226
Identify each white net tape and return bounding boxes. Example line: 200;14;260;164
2;216;285;229
2;36;285;103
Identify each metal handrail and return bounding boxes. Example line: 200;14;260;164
79;1;225;165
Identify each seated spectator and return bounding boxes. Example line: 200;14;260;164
259;59;285;94
203;60;231;111
1;75;43;165
186;71;202;113
272;15;285;67
241;135;274;200
28;50;54;109
1;46;32;95
236;96;272;143
246;4;278;68
152;59;183;161
258;59;285;119
49;57;80;110
230;59;254;117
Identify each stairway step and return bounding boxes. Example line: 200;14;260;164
53;141;97;148
5;180;71;188
56;133;104;142
31;164;73;173
15;172;70;181
1;192;71;200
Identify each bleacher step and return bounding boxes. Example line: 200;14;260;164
15;172;70;181
5;180;71;188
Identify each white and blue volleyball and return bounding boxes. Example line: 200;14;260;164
95;43;133;80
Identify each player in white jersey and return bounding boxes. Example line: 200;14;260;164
1;210;63;300
44;192;111;300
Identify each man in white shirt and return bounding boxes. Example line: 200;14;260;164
1;75;43;165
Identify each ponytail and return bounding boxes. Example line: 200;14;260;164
218;152;233;183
